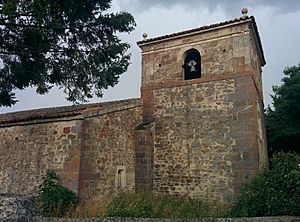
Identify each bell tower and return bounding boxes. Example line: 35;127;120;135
135;10;268;202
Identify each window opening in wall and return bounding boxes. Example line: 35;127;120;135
183;49;201;80
115;166;126;189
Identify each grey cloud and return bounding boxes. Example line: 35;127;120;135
125;0;300;14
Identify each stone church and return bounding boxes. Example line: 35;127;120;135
0;12;268;203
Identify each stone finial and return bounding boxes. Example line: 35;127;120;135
241;8;248;18
142;33;148;40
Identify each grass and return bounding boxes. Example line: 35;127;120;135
106;192;229;218
64;196;109;218
61;192;229;218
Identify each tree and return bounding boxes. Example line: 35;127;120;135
265;63;300;155
0;0;136;106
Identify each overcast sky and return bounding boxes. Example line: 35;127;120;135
1;0;300;114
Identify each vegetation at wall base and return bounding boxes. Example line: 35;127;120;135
64;197;109;218
231;152;300;217
36;169;78;217
34;155;300;218
106;192;228;218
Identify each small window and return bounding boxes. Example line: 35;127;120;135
183;49;201;80
115;166;126;188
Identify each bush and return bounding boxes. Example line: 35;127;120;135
106;192;227;218
231;152;300;217
36;169;78;217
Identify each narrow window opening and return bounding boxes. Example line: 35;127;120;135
115;166;126;189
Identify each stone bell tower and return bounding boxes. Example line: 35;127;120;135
135;9;268;202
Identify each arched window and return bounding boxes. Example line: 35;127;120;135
182;49;201;80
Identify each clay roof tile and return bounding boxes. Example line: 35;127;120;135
0;98;141;125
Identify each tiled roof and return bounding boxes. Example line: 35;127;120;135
0;98;141;125
137;16;265;65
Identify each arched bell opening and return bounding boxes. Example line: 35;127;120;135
182;49;201;80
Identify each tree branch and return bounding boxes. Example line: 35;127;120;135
0;20;101;30
0;48;93;55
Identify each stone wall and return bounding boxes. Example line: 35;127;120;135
0;118;83;195
140;23;262;87
0;194;38;222
78;105;142;200
152;79;237;201
138;18;268;202
0;99;142;200
135;122;155;192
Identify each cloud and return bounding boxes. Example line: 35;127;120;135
119;0;300;14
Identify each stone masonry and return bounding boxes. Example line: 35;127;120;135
0;119;82;194
0;99;142;200
137;15;268;202
0;15;268;203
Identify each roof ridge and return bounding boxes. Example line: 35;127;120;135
137;15;254;45
0;98;141;125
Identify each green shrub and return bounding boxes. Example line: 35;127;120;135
106;192;227;218
231;152;300;217
36;169;78;217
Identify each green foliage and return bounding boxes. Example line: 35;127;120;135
0;0;136;106
266;63;300;155
36;169;78;217
231;152;300;217
106;192;227;218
